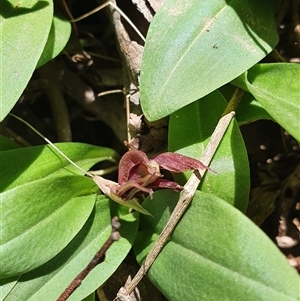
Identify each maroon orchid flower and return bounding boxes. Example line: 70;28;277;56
93;149;210;215
116;149;209;199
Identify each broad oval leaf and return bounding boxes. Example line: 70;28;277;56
0;197;139;301
134;190;299;301
232;63;300;141
36;13;71;69
0;175;97;278
169;90;249;211
0;142;118;192
140;0;278;121
0;0;53;121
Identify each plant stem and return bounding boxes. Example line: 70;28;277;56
222;87;244;116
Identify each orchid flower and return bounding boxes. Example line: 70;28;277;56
94;150;210;207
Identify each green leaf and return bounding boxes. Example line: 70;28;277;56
134;190;299;301
232;63;300;141
219;85;272;125
81;293;95;301
0;135;21;151
0;0;53;121
140;0;278;121
110;195;153;216
1;197;139;301
0;175;97;278
36;13;71;68
169;90;249;211
0;142;118;192
0;276;20;297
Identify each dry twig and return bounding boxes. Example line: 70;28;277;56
57;217;121;301
116;89;243;299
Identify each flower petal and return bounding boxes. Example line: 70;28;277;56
150;178;183;191
118;149;149;184
152;152;209;172
93;176;118;196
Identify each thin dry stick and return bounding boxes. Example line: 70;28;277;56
71;1;146;43
97;88;139;144
117;91;243;298
57;217;121;301
60;0;79;36
125;93;132;143
271;49;287;63
97;88;138;144
0;126;31;147
120;113;235;297
88;51;121;63
97;89;137;97
9;114;92;177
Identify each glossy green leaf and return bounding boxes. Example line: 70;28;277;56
0;142;118;192
1;197;139;301
232;63;300;141
219;85;272;125
140;0;278;121
0;175;97;278
0;0;53;121
169;90;249;211
36;13;71;68
134;190;299;301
